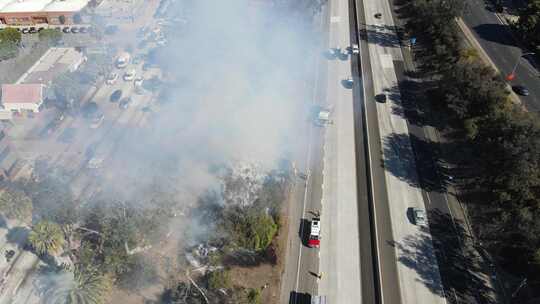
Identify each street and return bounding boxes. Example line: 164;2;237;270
462;0;540;111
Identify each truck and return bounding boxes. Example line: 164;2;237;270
308;217;321;248
116;52;131;68
312;295;327;304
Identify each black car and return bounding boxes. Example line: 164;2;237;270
512;85;530;96
62;27;71;33
119;97;132;109
110;89;123;102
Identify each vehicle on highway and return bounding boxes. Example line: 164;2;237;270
116;52;131;68
315;109;332;126
123;69;136;81
512;85;530;96
90;113;104;129
106;72;119;85
347;44;359;55
411;207;427;226
110;89;122;102
326;47;340;59
308;217;321;248
87;156;104;169
375;93;387;103
375;12;382;19
342;77;354;88
119;97;132;109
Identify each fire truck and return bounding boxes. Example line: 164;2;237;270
308;217;321;248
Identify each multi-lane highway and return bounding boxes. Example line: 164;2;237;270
282;0;450;302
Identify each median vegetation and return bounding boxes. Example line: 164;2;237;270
401;0;540;298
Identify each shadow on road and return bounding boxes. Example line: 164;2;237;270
392;210;496;303
361;24;402;48
289;291;312;304
299;218;310;247
473;23;517;47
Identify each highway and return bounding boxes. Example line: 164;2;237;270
462;0;540;110
282;0;451;302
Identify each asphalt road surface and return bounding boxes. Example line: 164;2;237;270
462;0;540;111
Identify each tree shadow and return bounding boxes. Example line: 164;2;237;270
6;226;30;249
381;133;421;188
362;24;402;48
392;210;496;303
473;24;517;47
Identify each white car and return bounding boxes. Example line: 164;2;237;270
123;69;136;81
134;77;144;87
106;72;118;85
412;208;427;226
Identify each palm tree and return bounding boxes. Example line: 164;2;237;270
28;221;65;256
45;267;112;304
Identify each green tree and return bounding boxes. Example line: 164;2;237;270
0;27;22;44
58;15;66;25
0;188;32;222
516;0;540;48
38;29;62;45
29;221;65;256
207;269;232;290
0;41;18;60
246;288;262;304
45;267;112;304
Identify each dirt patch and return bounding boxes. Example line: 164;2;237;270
229;201;290;303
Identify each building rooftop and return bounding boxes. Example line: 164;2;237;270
0;0;49;13
1;84;43;104
18;47;85;84
42;0;89;12
0;0;89;13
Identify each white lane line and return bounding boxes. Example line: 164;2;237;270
294;8;324;291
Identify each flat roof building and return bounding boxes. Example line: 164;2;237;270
0;0;91;26
1;84;44;113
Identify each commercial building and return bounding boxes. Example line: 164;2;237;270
1;83;44;113
0;0;91;26
17;47;86;84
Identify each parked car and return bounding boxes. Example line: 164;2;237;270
79;27;88;33
62;27;71;33
110;89;122;102
123;69;136;81
90;113;104;129
106;72;118;85
28;27;37;34
134;77;144;87
71;27;79;34
512;85;530;96
119;97;132;109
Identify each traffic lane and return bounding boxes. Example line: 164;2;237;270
463;0;540;111
348;0;378;303
354;0;403;302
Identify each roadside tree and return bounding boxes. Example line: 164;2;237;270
29;221;65;256
38;29;62;46
45;267;112;304
0;187;32;223
0;27;21;44
516;0;540;49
